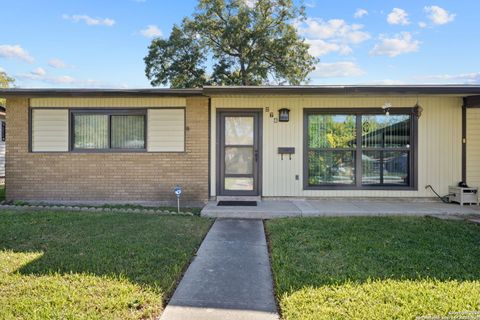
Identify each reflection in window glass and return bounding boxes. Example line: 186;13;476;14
225;147;253;175
225;117;254;145
362;151;409;185
74;114;109;149
362;115;410;148
225;177;254;191
383;151;409;185
307;111;413;188
111;115;145;149
308;150;355;185
362;151;381;185
308;115;356;148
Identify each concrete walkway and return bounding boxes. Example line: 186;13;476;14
202;199;480;219
160;219;279;320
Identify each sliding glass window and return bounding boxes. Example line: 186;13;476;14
305;109;416;189
72;110;146;151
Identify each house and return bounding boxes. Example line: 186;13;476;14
1;86;479;205
0;106;5;181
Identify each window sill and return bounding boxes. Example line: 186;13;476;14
70;149;147;153
304;185;417;191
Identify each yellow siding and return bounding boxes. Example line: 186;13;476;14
467;109;480;188
30;97;186;108
147;109;185;152
210;95;463;198
32;109;69;152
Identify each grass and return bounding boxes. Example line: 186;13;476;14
0;184;5;201
0;210;212;319
266;216;480;320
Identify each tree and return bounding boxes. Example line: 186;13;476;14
145;26;207;88
145;0;317;87
0;72;15;107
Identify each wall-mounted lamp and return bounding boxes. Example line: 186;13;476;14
413;97;423;118
381;102;392;116
413;103;423;118
278;108;290;122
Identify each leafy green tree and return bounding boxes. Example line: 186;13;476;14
145;26;207;88
145;0;317;87
0;71;15;107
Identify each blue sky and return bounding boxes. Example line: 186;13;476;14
1;0;479;88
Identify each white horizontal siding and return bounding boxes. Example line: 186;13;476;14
32;109;69;152
147;109;185;152
210;95;463;198
467;108;480;188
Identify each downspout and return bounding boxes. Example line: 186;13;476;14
462;97;467;183
207;95;212;201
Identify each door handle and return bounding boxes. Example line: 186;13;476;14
254;150;259;162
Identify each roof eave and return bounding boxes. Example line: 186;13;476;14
0;88;204;98
203;85;480;96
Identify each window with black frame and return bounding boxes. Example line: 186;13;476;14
72;110;146;151
306;110;414;189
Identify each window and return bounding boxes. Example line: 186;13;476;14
71;110;146;151
305;109;416;189
1;121;5;142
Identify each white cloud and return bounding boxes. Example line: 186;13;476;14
354;8;368;19
0;44;34;63
418;21;427;28
140;25;162;38
306;40;349;57
243;0;256;8
424;6;455;25
387;8;410;25
18;71;101;86
298;18;370;57
312;61;365;78
31;67;46;76
364;79;406;85
62;14;115;26
416;72;480;84
370;32;420;57
48;58;67;68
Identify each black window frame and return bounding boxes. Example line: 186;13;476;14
303;108;418;190
70;109;147;153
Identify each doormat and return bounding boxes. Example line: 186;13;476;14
217;201;258;206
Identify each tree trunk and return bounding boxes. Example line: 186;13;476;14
240;60;248;86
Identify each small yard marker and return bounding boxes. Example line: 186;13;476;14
174;186;182;214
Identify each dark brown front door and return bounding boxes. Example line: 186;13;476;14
218;111;261;196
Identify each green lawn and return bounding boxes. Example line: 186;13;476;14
0;210;212;319
266;217;480;320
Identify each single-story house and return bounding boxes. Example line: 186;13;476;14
1;86;479;205
0;106;5;180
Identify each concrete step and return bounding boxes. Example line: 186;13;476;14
216;196;262;202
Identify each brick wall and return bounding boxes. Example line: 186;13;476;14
5;97;209;204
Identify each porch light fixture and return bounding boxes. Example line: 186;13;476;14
381;102;392;116
278;108;290;122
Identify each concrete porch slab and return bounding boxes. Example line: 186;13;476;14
201;199;480;219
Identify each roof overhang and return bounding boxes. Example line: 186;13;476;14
464;95;480;108
0;88;203;98
2;85;480;98
203;85;480;96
